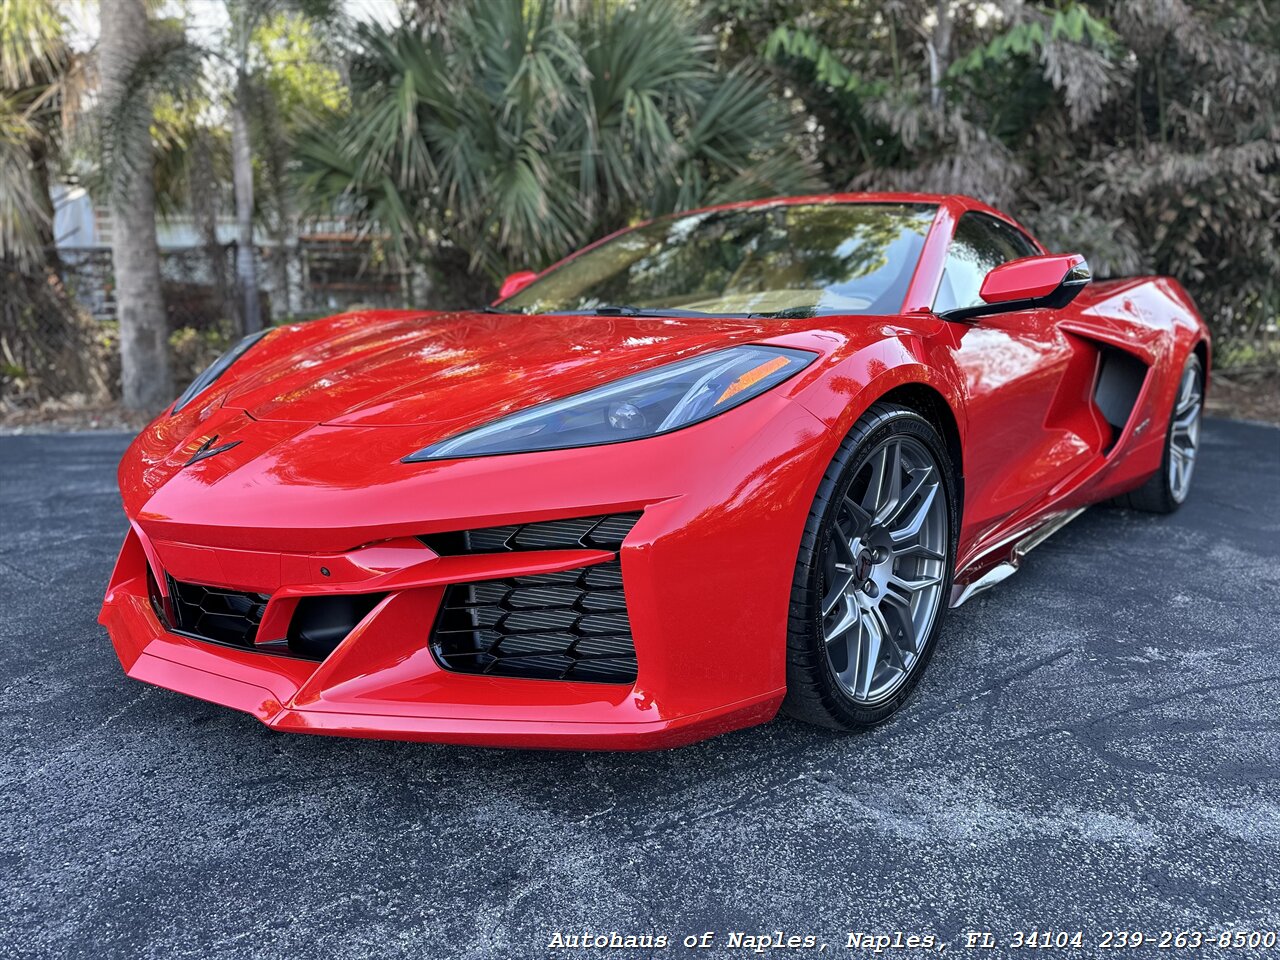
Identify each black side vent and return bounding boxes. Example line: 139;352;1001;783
1094;345;1149;452
430;561;637;683
164;575;269;648
420;512;641;556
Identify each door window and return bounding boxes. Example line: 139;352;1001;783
933;213;1039;314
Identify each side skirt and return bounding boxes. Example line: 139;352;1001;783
949;507;1087;607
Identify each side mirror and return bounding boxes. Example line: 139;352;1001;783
944;253;1091;321
496;270;538;301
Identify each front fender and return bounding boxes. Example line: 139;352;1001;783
785;317;968;448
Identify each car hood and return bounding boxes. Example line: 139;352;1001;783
220;309;813;434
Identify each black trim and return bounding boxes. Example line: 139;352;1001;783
420;513;641;556
150;574;384;662
939;274;1090;322
170;328;272;415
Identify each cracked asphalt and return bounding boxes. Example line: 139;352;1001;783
3;418;1279;959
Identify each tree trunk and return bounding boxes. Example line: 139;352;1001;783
190;131;234;332
231;75;261;334
98;0;171;410
927;0;953;113
261;87;304;318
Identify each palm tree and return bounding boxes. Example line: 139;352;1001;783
100;0;342;336
223;0;343;332
1;0;109;403
98;0;171;409
296;0;820;293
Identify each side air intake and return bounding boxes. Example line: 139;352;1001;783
1094;344;1149;451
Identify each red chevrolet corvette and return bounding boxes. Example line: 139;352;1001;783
100;193;1209;749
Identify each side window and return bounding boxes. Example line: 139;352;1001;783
933;213;1039;314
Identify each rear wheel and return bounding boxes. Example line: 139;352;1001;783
783;403;957;730
1114;354;1203;514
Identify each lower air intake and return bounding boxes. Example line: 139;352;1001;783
163;576;269;648
431;560;638;683
155;575;384;661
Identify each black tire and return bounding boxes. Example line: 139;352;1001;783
1112;354;1204;515
782;402;959;730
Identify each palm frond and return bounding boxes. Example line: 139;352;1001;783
296;0;817;279
91;27;209;204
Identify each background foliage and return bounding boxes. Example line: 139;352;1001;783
1;0;1277;408
714;0;1279;364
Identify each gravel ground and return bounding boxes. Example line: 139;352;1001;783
3;419;1279;959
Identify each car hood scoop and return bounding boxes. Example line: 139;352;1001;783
222;309;783;431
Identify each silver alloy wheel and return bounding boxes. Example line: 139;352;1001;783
1169;359;1203;503
821;435;948;704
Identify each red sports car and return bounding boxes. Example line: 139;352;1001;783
100;193;1209;749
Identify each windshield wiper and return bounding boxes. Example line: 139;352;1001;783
485;302;755;319
747;307;818;319
555;304;751;319
559;303;646;316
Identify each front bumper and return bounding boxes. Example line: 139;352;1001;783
100;394;836;750
100;523;782;749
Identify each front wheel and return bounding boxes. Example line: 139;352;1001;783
783;403;958;730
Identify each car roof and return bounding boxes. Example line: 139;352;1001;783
674;191;1013;222
624;192;1043;262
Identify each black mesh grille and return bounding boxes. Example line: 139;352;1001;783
154;575;384;661
420;512;642;556
164;576;269;648
431;560;637;683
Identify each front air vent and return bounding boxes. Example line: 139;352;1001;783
154;574;383;661
420;512;641;556
163;575;269;648
429;560;638;683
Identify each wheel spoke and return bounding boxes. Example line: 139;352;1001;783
832;611;864;687
881;464;934;528
824;594;860;645
877;443;903;522
887;602;919;657
1172;406;1199;435
893;541;945;561
888;480;939;546
842;495;873;534
822;570;854;616
861;445;890;514
854;609;884;699
831;522;857;565
1176;370;1197;412
884;570;943;609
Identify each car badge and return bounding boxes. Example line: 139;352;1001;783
184;434;241;467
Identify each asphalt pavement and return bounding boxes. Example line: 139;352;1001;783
3;418;1279;959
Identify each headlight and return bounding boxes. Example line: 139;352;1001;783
404;345;815;462
171;329;271;415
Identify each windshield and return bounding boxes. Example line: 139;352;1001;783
500;202;937;318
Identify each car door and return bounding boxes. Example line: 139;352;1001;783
937;213;1097;543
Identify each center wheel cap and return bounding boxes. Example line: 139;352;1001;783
855;550;876;582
